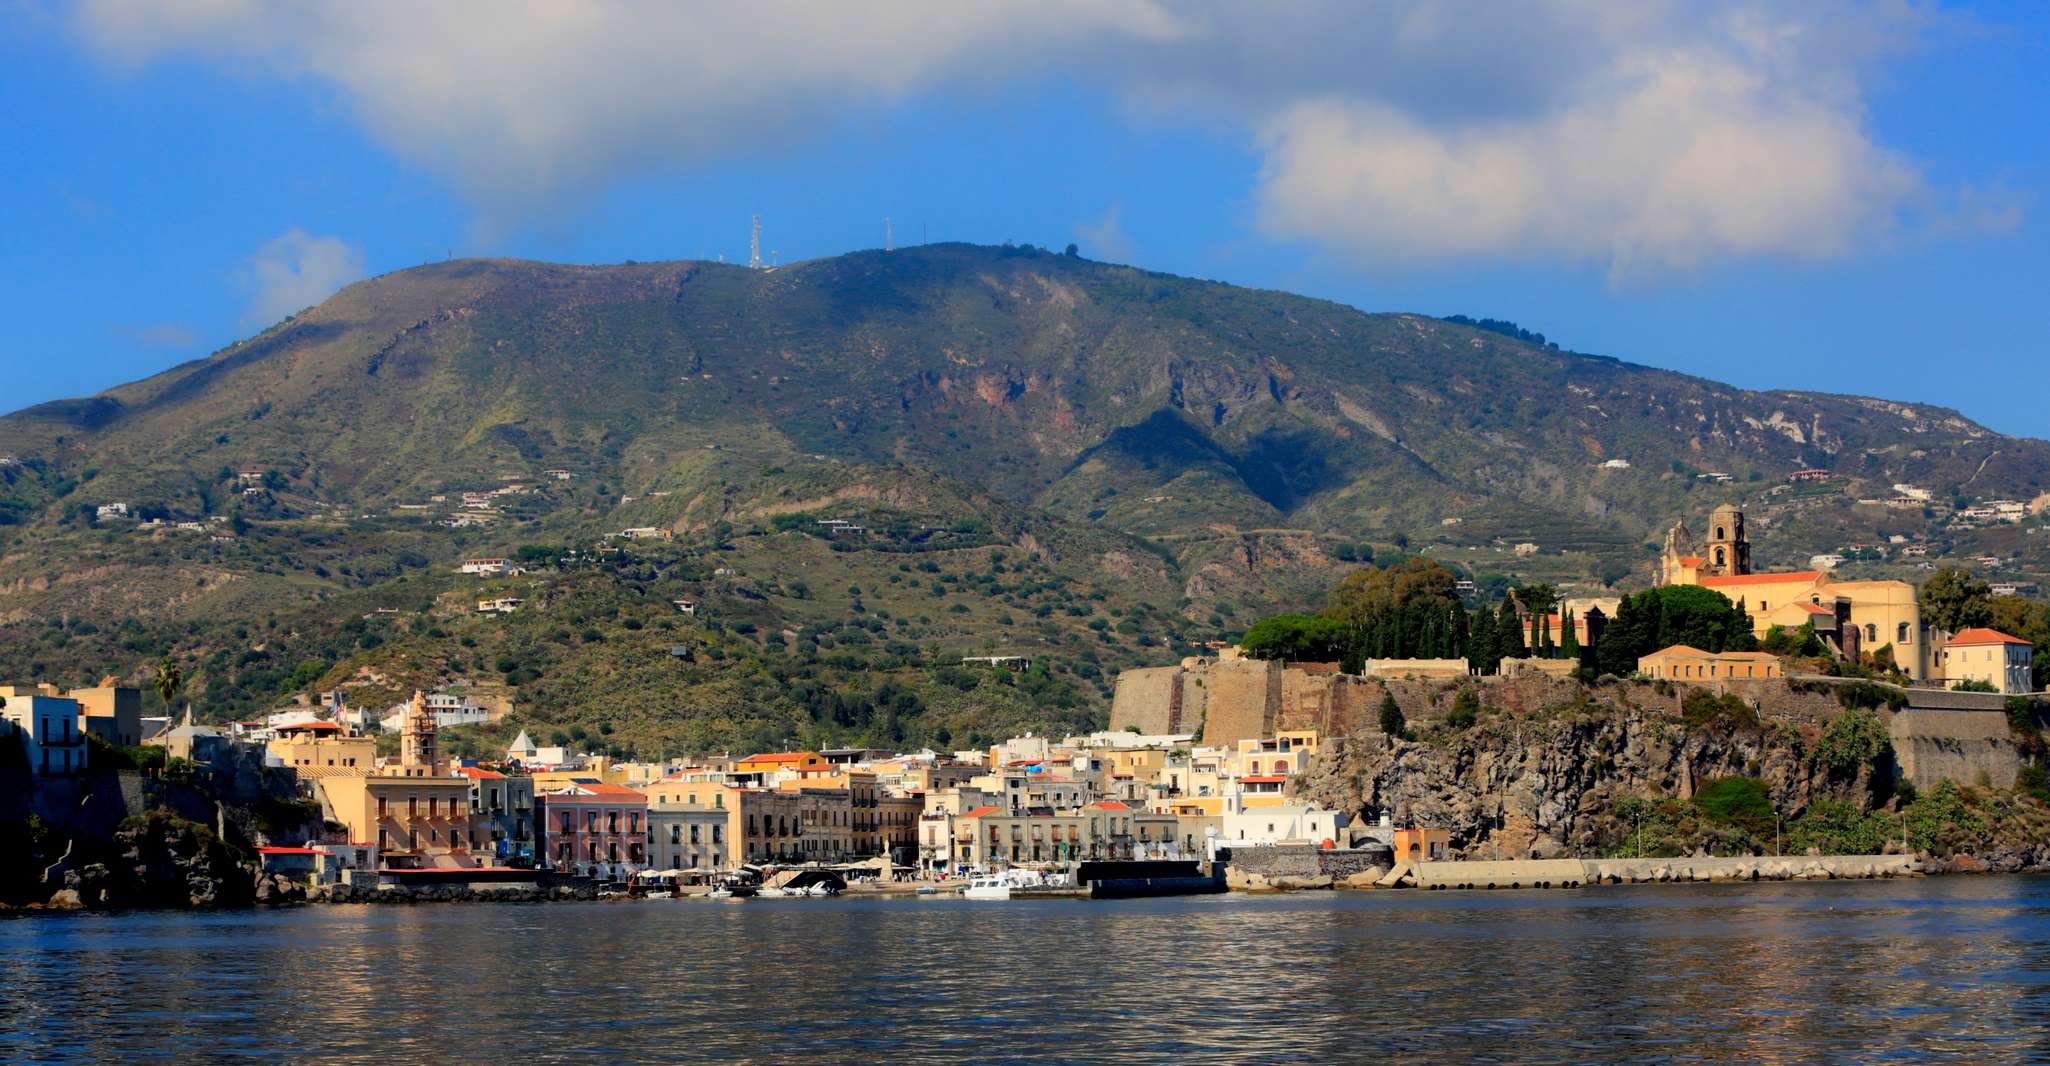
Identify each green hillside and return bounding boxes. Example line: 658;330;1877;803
2;243;2046;752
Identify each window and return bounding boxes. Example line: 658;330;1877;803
378;797;388;817
1866;624;1878;643
407;797;418;817
1899;622;1911;644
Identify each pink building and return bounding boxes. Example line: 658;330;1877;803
536;782;648;880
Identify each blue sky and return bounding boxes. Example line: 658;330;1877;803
4;2;2046;436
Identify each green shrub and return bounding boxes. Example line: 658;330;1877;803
1786;798;1893;855
1680;688;1759;732
1905;781;1988;855
1810;707;1891;778
1953;679;1999;693
1693;776;1775;839
1445;687;1481;730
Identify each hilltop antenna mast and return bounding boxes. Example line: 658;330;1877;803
886;217;893;252
749;214;762;270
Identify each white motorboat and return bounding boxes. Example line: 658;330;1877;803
757;886;795;898
961;874;1012;901
804;883;837;897
707;886;734;900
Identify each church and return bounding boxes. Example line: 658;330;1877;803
1659;504;1932;679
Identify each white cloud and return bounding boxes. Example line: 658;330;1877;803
74;1;1990;275
74;1;1186;224
1076;204;1135;264
240;229;364;329
116;321;199;347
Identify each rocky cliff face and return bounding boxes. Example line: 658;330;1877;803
1296;697;1832;859
55;811;256;909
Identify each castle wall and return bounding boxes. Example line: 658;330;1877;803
1202;657;1282;747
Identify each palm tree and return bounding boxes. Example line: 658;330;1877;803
152;658;184;720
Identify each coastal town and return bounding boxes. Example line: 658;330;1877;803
4;506;2043;905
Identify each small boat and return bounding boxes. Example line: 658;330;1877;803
804;883;837;897
707;886;734;900
757;886;794;898
962;874;1012;901
915;885;939;895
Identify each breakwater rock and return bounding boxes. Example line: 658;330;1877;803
314;880;601;904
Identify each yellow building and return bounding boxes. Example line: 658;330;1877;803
267;721;377;778
1940;628;2035;694
1637;645;1783;681
1659;507;1930;678
312;691;486;868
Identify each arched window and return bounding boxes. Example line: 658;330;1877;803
1898;622;1910;644
1714;547;1727;566
1715;526;1726;540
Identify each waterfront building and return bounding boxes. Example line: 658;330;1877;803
456;767;536;865
1394;827;1451;863
646;802;728;873
948;802;1177;869
313;691;488;868
535;782;648;880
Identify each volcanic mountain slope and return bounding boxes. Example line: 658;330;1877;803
6;242;2043;546
1;243;2045;750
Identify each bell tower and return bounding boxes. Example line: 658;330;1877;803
1703;503;1751;577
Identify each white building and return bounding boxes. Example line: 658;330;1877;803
380;693;494;733
458;557;511;575
1212;804;1348;853
0;692;88;775
476;597;523;615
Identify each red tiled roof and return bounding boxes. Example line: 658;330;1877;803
1239;775;1288;784
1090;800;1131;809
960;806;1001;818
1699;571;1822;588
1947;627;2032;647
1796;602;1833;614
1678;555;1704;566
738;751;819;764
256;846;319;856
452;766;506;779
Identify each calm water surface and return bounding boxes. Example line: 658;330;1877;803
6;877;2050;1064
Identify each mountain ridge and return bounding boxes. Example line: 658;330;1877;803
2;243;2045;751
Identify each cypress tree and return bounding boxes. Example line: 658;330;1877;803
1469;609;1497;674
1497;599;1527;661
1560;608;1580;660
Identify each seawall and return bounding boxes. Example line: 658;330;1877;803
1404;854;1919;890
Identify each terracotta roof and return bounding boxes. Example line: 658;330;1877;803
1678;555;1704;566
1947;627;2032;647
1089;800;1132;809
737;751;820;765
1643;644;1779;661
1698;571;1822;588
256;846;319;856
1239;775;1289;784
960;806;1001;818
1796;603;1833;614
452;766;506;779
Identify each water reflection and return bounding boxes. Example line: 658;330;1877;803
4;878;2050;1064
